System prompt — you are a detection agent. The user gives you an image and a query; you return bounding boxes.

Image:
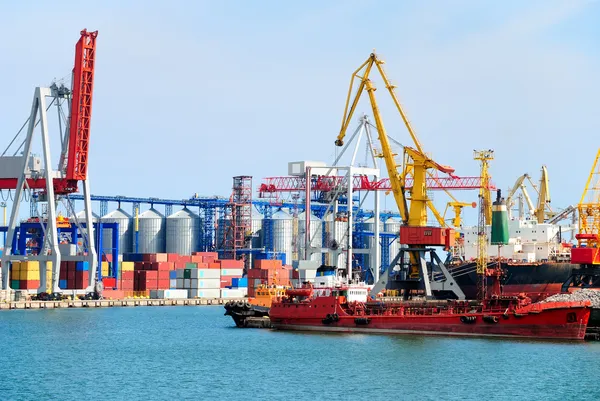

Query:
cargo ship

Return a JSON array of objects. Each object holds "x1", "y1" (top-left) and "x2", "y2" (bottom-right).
[
  {"x1": 269, "y1": 267, "x2": 591, "y2": 340},
  {"x1": 450, "y1": 218, "x2": 577, "y2": 301}
]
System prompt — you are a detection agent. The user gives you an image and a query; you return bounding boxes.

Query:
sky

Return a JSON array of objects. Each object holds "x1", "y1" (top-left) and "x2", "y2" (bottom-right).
[{"x1": 0, "y1": 0, "x2": 599, "y2": 224}]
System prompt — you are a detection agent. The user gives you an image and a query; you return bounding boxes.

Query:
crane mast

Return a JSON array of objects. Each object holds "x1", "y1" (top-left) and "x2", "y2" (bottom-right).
[{"x1": 473, "y1": 150, "x2": 494, "y2": 224}]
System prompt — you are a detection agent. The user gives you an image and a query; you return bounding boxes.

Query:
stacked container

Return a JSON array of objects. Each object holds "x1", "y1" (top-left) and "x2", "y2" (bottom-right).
[
  {"x1": 59, "y1": 261, "x2": 90, "y2": 289},
  {"x1": 247, "y1": 259, "x2": 291, "y2": 297}
]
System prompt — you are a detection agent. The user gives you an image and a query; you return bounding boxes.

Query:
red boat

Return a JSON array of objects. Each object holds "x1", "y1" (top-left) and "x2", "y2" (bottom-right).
[{"x1": 269, "y1": 285, "x2": 591, "y2": 341}]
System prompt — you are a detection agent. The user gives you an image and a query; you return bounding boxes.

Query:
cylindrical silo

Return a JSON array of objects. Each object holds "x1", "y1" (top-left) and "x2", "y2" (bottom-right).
[
  {"x1": 298, "y1": 211, "x2": 322, "y2": 262},
  {"x1": 100, "y1": 208, "x2": 133, "y2": 255},
  {"x1": 322, "y1": 212, "x2": 348, "y2": 268},
  {"x1": 137, "y1": 208, "x2": 166, "y2": 253},
  {"x1": 358, "y1": 217, "x2": 384, "y2": 273},
  {"x1": 272, "y1": 210, "x2": 293, "y2": 266},
  {"x1": 166, "y1": 208, "x2": 201, "y2": 255},
  {"x1": 70, "y1": 210, "x2": 99, "y2": 247},
  {"x1": 251, "y1": 208, "x2": 263, "y2": 249},
  {"x1": 384, "y1": 216, "x2": 402, "y2": 267}
]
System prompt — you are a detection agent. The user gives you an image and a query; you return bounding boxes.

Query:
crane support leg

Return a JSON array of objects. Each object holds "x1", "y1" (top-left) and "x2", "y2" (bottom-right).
[{"x1": 82, "y1": 178, "x2": 98, "y2": 292}]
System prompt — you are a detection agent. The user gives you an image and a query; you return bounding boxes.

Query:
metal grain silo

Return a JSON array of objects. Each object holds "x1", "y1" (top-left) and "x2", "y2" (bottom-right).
[
  {"x1": 251, "y1": 208, "x2": 263, "y2": 249},
  {"x1": 357, "y1": 217, "x2": 384, "y2": 273},
  {"x1": 70, "y1": 210, "x2": 99, "y2": 243},
  {"x1": 166, "y1": 208, "x2": 201, "y2": 255},
  {"x1": 101, "y1": 208, "x2": 133, "y2": 255},
  {"x1": 70, "y1": 210, "x2": 100, "y2": 223},
  {"x1": 298, "y1": 211, "x2": 322, "y2": 262},
  {"x1": 322, "y1": 213, "x2": 348, "y2": 268},
  {"x1": 384, "y1": 216, "x2": 402, "y2": 267},
  {"x1": 272, "y1": 210, "x2": 294, "y2": 266},
  {"x1": 137, "y1": 208, "x2": 166, "y2": 253}
]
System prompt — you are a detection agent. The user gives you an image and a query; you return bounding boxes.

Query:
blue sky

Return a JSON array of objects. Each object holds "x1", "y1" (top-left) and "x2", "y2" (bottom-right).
[{"x1": 0, "y1": 0, "x2": 599, "y2": 222}]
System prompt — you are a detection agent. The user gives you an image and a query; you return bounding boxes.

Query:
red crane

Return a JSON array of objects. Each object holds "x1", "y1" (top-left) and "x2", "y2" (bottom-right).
[
  {"x1": 0, "y1": 29, "x2": 97, "y2": 194},
  {"x1": 259, "y1": 174, "x2": 495, "y2": 197}
]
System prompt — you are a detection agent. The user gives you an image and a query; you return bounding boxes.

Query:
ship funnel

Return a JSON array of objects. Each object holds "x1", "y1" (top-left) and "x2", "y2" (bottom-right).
[{"x1": 491, "y1": 189, "x2": 509, "y2": 245}]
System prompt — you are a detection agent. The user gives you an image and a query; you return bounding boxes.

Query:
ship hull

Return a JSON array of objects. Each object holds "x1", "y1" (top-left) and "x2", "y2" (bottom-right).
[
  {"x1": 270, "y1": 298, "x2": 591, "y2": 340},
  {"x1": 451, "y1": 261, "x2": 575, "y2": 301},
  {"x1": 224, "y1": 301, "x2": 269, "y2": 328}
]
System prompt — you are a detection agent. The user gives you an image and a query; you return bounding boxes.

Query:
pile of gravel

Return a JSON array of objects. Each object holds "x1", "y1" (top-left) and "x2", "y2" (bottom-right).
[{"x1": 540, "y1": 289, "x2": 600, "y2": 308}]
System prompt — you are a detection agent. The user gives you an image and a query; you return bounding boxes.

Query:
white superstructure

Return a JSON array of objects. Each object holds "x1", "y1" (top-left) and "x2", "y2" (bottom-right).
[{"x1": 461, "y1": 219, "x2": 576, "y2": 263}]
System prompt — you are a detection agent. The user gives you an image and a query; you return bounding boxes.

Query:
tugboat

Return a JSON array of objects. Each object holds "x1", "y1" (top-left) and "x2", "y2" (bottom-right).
[
  {"x1": 269, "y1": 266, "x2": 591, "y2": 340},
  {"x1": 224, "y1": 283, "x2": 288, "y2": 328}
]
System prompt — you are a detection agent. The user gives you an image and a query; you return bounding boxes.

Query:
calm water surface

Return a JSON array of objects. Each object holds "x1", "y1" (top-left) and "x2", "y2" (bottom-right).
[{"x1": 1, "y1": 306, "x2": 599, "y2": 400}]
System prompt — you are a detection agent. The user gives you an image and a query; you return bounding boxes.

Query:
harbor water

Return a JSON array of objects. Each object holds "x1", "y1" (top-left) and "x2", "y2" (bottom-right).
[{"x1": 1, "y1": 307, "x2": 600, "y2": 400}]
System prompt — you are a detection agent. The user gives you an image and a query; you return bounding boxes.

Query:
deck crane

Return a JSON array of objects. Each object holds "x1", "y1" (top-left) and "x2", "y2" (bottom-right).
[
  {"x1": 534, "y1": 166, "x2": 554, "y2": 223},
  {"x1": 335, "y1": 53, "x2": 463, "y2": 299},
  {"x1": 0, "y1": 30, "x2": 99, "y2": 296},
  {"x1": 564, "y1": 149, "x2": 600, "y2": 290},
  {"x1": 506, "y1": 173, "x2": 536, "y2": 220}
]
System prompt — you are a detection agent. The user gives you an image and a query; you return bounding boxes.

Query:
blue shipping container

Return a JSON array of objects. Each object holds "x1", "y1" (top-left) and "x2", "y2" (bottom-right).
[
  {"x1": 169, "y1": 270, "x2": 177, "y2": 279},
  {"x1": 59, "y1": 279, "x2": 67, "y2": 288},
  {"x1": 75, "y1": 261, "x2": 89, "y2": 271},
  {"x1": 238, "y1": 277, "x2": 248, "y2": 287}
]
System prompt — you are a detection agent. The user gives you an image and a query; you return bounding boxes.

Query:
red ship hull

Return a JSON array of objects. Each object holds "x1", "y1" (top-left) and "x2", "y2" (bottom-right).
[{"x1": 270, "y1": 297, "x2": 591, "y2": 341}]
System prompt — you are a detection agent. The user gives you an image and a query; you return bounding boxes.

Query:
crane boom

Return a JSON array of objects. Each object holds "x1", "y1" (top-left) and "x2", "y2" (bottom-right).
[
  {"x1": 66, "y1": 29, "x2": 97, "y2": 182},
  {"x1": 536, "y1": 165, "x2": 551, "y2": 223}
]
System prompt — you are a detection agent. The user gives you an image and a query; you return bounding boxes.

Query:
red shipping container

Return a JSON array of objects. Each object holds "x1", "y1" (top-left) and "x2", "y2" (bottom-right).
[
  {"x1": 59, "y1": 268, "x2": 67, "y2": 280},
  {"x1": 208, "y1": 261, "x2": 221, "y2": 269},
  {"x1": 67, "y1": 261, "x2": 76, "y2": 271},
  {"x1": 220, "y1": 277, "x2": 234, "y2": 288},
  {"x1": 219, "y1": 259, "x2": 244, "y2": 269},
  {"x1": 190, "y1": 255, "x2": 203, "y2": 263},
  {"x1": 145, "y1": 280, "x2": 158, "y2": 289},
  {"x1": 157, "y1": 279, "x2": 170, "y2": 289},
  {"x1": 196, "y1": 262, "x2": 208, "y2": 269},
  {"x1": 175, "y1": 261, "x2": 187, "y2": 269},
  {"x1": 67, "y1": 270, "x2": 76, "y2": 281},
  {"x1": 167, "y1": 253, "x2": 180, "y2": 262},
  {"x1": 121, "y1": 280, "x2": 134, "y2": 290},
  {"x1": 102, "y1": 254, "x2": 113, "y2": 263},
  {"x1": 247, "y1": 269, "x2": 261, "y2": 279},
  {"x1": 122, "y1": 271, "x2": 134, "y2": 280},
  {"x1": 247, "y1": 286, "x2": 255, "y2": 297},
  {"x1": 103, "y1": 289, "x2": 124, "y2": 299},
  {"x1": 103, "y1": 277, "x2": 117, "y2": 288},
  {"x1": 145, "y1": 262, "x2": 157, "y2": 271},
  {"x1": 134, "y1": 262, "x2": 145, "y2": 271},
  {"x1": 142, "y1": 254, "x2": 152, "y2": 262},
  {"x1": 179, "y1": 255, "x2": 192, "y2": 263},
  {"x1": 158, "y1": 270, "x2": 170, "y2": 280},
  {"x1": 153, "y1": 262, "x2": 174, "y2": 271},
  {"x1": 146, "y1": 271, "x2": 158, "y2": 280}
]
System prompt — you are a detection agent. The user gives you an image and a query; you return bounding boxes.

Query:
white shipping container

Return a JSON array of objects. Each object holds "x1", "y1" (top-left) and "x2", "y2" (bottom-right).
[
  {"x1": 220, "y1": 288, "x2": 246, "y2": 298},
  {"x1": 197, "y1": 269, "x2": 220, "y2": 279},
  {"x1": 220, "y1": 269, "x2": 244, "y2": 277},
  {"x1": 176, "y1": 269, "x2": 185, "y2": 279},
  {"x1": 184, "y1": 278, "x2": 191, "y2": 289},
  {"x1": 149, "y1": 289, "x2": 189, "y2": 299},
  {"x1": 169, "y1": 279, "x2": 177, "y2": 289},
  {"x1": 189, "y1": 289, "x2": 221, "y2": 299},
  {"x1": 198, "y1": 279, "x2": 220, "y2": 289},
  {"x1": 176, "y1": 278, "x2": 184, "y2": 288}
]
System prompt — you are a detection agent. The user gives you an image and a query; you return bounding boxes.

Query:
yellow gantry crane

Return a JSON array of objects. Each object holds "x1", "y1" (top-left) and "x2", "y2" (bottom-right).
[{"x1": 335, "y1": 53, "x2": 462, "y2": 299}]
